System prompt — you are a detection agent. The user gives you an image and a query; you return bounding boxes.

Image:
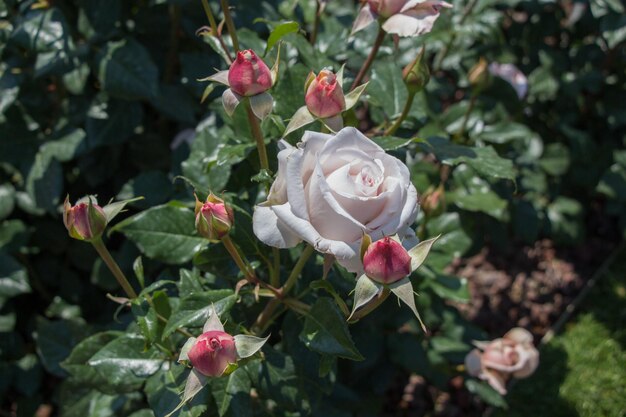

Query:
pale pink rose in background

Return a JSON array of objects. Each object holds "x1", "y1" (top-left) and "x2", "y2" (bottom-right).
[
  {"x1": 305, "y1": 69, "x2": 346, "y2": 119},
  {"x1": 465, "y1": 327, "x2": 540, "y2": 394},
  {"x1": 363, "y1": 236, "x2": 412, "y2": 283},
  {"x1": 352, "y1": 0, "x2": 453, "y2": 38},
  {"x1": 253, "y1": 127, "x2": 418, "y2": 272},
  {"x1": 488, "y1": 63, "x2": 528, "y2": 99},
  {"x1": 188, "y1": 330, "x2": 238, "y2": 377}
]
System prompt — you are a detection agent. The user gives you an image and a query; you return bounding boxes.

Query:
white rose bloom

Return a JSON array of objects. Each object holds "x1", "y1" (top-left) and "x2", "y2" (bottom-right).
[{"x1": 253, "y1": 127, "x2": 419, "y2": 272}]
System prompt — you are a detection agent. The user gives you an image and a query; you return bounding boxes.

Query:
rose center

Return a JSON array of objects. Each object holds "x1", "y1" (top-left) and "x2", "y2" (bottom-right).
[{"x1": 209, "y1": 338, "x2": 222, "y2": 350}]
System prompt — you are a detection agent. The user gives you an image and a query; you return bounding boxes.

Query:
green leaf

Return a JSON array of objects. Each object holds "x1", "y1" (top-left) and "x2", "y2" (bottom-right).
[
  {"x1": 265, "y1": 21, "x2": 299, "y2": 55},
  {"x1": 58, "y1": 383, "x2": 139, "y2": 417},
  {"x1": 0, "y1": 184, "x2": 15, "y2": 220},
  {"x1": 87, "y1": 334, "x2": 163, "y2": 386},
  {"x1": 372, "y1": 135, "x2": 416, "y2": 151},
  {"x1": 145, "y1": 364, "x2": 211, "y2": 417},
  {"x1": 61, "y1": 331, "x2": 138, "y2": 394},
  {"x1": 465, "y1": 379, "x2": 508, "y2": 408},
  {"x1": 133, "y1": 290, "x2": 171, "y2": 344},
  {"x1": 421, "y1": 137, "x2": 516, "y2": 181},
  {"x1": 425, "y1": 274, "x2": 470, "y2": 303},
  {"x1": 539, "y1": 143, "x2": 570, "y2": 176},
  {"x1": 0, "y1": 252, "x2": 30, "y2": 300},
  {"x1": 96, "y1": 38, "x2": 159, "y2": 100},
  {"x1": 86, "y1": 94, "x2": 143, "y2": 148},
  {"x1": 210, "y1": 367, "x2": 252, "y2": 417},
  {"x1": 35, "y1": 317, "x2": 89, "y2": 377},
  {"x1": 300, "y1": 297, "x2": 364, "y2": 361},
  {"x1": 112, "y1": 205, "x2": 207, "y2": 265},
  {"x1": 163, "y1": 290, "x2": 236, "y2": 338},
  {"x1": 369, "y1": 61, "x2": 408, "y2": 123}
]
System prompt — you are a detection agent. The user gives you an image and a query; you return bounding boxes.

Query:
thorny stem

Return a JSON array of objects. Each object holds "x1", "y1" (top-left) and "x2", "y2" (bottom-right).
[
  {"x1": 253, "y1": 244, "x2": 316, "y2": 334},
  {"x1": 201, "y1": 0, "x2": 233, "y2": 63},
  {"x1": 350, "y1": 26, "x2": 386, "y2": 91},
  {"x1": 282, "y1": 244, "x2": 316, "y2": 296},
  {"x1": 384, "y1": 91, "x2": 416, "y2": 136},
  {"x1": 245, "y1": 99, "x2": 270, "y2": 172},
  {"x1": 92, "y1": 238, "x2": 138, "y2": 299},
  {"x1": 309, "y1": 0, "x2": 322, "y2": 45},
  {"x1": 220, "y1": 0, "x2": 240, "y2": 52},
  {"x1": 222, "y1": 235, "x2": 282, "y2": 297},
  {"x1": 271, "y1": 247, "x2": 281, "y2": 287}
]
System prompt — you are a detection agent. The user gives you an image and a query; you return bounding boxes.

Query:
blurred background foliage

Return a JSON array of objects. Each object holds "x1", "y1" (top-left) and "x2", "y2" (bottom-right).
[{"x1": 0, "y1": 0, "x2": 624, "y2": 416}]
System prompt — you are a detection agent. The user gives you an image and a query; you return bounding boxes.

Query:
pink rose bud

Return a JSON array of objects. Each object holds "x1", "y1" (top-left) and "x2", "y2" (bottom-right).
[
  {"x1": 468, "y1": 57, "x2": 491, "y2": 89},
  {"x1": 368, "y1": 0, "x2": 407, "y2": 18},
  {"x1": 421, "y1": 184, "x2": 445, "y2": 218},
  {"x1": 63, "y1": 196, "x2": 107, "y2": 242},
  {"x1": 227, "y1": 50, "x2": 272, "y2": 97},
  {"x1": 195, "y1": 193, "x2": 234, "y2": 241},
  {"x1": 304, "y1": 69, "x2": 346, "y2": 119},
  {"x1": 188, "y1": 330, "x2": 238, "y2": 377},
  {"x1": 363, "y1": 237, "x2": 412, "y2": 284}
]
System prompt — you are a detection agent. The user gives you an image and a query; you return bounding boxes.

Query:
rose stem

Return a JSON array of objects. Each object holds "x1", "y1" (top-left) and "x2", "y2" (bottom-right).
[
  {"x1": 309, "y1": 0, "x2": 322, "y2": 45},
  {"x1": 91, "y1": 238, "x2": 138, "y2": 299},
  {"x1": 384, "y1": 91, "x2": 416, "y2": 136},
  {"x1": 220, "y1": 0, "x2": 240, "y2": 52},
  {"x1": 282, "y1": 244, "x2": 315, "y2": 295},
  {"x1": 245, "y1": 99, "x2": 270, "y2": 172},
  {"x1": 252, "y1": 244, "x2": 315, "y2": 334},
  {"x1": 350, "y1": 26, "x2": 386, "y2": 91},
  {"x1": 348, "y1": 287, "x2": 391, "y2": 322},
  {"x1": 201, "y1": 0, "x2": 232, "y2": 63},
  {"x1": 222, "y1": 235, "x2": 281, "y2": 297},
  {"x1": 271, "y1": 247, "x2": 280, "y2": 287},
  {"x1": 93, "y1": 239, "x2": 194, "y2": 338}
]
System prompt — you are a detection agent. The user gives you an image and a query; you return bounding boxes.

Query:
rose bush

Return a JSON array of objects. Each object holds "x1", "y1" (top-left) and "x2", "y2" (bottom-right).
[{"x1": 253, "y1": 127, "x2": 418, "y2": 271}]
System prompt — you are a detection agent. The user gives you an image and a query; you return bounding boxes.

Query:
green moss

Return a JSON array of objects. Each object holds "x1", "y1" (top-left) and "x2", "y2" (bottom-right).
[{"x1": 495, "y1": 252, "x2": 626, "y2": 417}]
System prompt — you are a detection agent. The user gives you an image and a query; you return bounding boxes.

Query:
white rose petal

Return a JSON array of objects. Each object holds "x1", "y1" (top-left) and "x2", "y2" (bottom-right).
[{"x1": 253, "y1": 127, "x2": 419, "y2": 272}]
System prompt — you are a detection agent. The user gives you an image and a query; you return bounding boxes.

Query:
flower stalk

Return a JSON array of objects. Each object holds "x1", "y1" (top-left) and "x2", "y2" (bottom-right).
[
  {"x1": 91, "y1": 237, "x2": 138, "y2": 299},
  {"x1": 200, "y1": 0, "x2": 232, "y2": 63},
  {"x1": 245, "y1": 99, "x2": 270, "y2": 171},
  {"x1": 220, "y1": 0, "x2": 240, "y2": 52},
  {"x1": 384, "y1": 91, "x2": 415, "y2": 136},
  {"x1": 350, "y1": 26, "x2": 385, "y2": 91}
]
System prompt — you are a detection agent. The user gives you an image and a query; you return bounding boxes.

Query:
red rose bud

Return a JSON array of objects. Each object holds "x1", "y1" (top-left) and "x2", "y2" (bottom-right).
[
  {"x1": 305, "y1": 69, "x2": 346, "y2": 119},
  {"x1": 188, "y1": 330, "x2": 237, "y2": 377},
  {"x1": 363, "y1": 237, "x2": 412, "y2": 284},
  {"x1": 228, "y1": 50, "x2": 272, "y2": 97},
  {"x1": 63, "y1": 196, "x2": 107, "y2": 241},
  {"x1": 368, "y1": 0, "x2": 406, "y2": 17},
  {"x1": 402, "y1": 46, "x2": 430, "y2": 94},
  {"x1": 195, "y1": 193, "x2": 234, "y2": 241}
]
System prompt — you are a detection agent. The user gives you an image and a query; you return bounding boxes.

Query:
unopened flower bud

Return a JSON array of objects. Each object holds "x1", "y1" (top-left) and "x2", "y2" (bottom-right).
[
  {"x1": 63, "y1": 196, "x2": 107, "y2": 242},
  {"x1": 188, "y1": 330, "x2": 237, "y2": 377},
  {"x1": 468, "y1": 57, "x2": 490, "y2": 90},
  {"x1": 421, "y1": 184, "x2": 445, "y2": 218},
  {"x1": 363, "y1": 237, "x2": 412, "y2": 284},
  {"x1": 195, "y1": 193, "x2": 234, "y2": 241},
  {"x1": 305, "y1": 69, "x2": 346, "y2": 119},
  {"x1": 228, "y1": 50, "x2": 272, "y2": 97},
  {"x1": 402, "y1": 47, "x2": 430, "y2": 94},
  {"x1": 368, "y1": 0, "x2": 406, "y2": 18}
]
